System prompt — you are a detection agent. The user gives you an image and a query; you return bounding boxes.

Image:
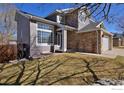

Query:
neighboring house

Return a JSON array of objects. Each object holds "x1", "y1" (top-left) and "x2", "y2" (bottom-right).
[
  {"x1": 113, "y1": 33, "x2": 124, "y2": 46},
  {"x1": 15, "y1": 7, "x2": 113, "y2": 58}
]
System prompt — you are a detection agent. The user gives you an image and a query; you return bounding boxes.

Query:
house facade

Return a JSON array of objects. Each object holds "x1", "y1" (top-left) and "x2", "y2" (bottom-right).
[
  {"x1": 113, "y1": 33, "x2": 124, "y2": 46},
  {"x1": 15, "y1": 7, "x2": 113, "y2": 58}
]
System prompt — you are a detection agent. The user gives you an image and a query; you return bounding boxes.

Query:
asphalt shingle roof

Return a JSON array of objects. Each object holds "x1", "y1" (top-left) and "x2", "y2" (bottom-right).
[{"x1": 79, "y1": 20, "x2": 100, "y2": 32}]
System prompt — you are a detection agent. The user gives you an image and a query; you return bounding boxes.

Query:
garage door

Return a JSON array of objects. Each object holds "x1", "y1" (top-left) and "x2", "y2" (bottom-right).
[{"x1": 102, "y1": 37, "x2": 109, "y2": 51}]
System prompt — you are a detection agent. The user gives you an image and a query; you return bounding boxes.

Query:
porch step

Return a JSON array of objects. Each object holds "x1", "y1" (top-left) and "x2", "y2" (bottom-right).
[{"x1": 55, "y1": 50, "x2": 63, "y2": 53}]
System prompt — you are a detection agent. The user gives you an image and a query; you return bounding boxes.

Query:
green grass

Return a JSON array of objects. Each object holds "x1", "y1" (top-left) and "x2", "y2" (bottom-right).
[{"x1": 0, "y1": 53, "x2": 124, "y2": 85}]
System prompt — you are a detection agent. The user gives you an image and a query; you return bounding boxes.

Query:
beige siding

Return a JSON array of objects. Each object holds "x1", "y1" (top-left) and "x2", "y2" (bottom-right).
[
  {"x1": 30, "y1": 21, "x2": 54, "y2": 57},
  {"x1": 16, "y1": 13, "x2": 30, "y2": 45}
]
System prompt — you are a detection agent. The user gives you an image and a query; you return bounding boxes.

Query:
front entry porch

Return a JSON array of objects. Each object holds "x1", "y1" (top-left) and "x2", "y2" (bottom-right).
[{"x1": 54, "y1": 29, "x2": 67, "y2": 52}]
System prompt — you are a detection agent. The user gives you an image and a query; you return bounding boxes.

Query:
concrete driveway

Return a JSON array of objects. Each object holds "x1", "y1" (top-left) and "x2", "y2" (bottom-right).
[
  {"x1": 102, "y1": 48, "x2": 124, "y2": 58},
  {"x1": 80, "y1": 48, "x2": 124, "y2": 58}
]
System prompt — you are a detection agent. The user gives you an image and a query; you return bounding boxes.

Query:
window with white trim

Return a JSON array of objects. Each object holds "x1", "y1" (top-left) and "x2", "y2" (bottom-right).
[
  {"x1": 37, "y1": 23, "x2": 53, "y2": 45},
  {"x1": 38, "y1": 23, "x2": 53, "y2": 30}
]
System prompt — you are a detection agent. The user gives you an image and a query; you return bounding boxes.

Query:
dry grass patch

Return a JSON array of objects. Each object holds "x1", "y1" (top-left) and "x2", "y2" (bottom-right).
[{"x1": 0, "y1": 53, "x2": 124, "y2": 85}]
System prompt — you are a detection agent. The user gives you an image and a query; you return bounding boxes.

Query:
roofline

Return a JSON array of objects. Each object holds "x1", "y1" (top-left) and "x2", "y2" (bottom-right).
[
  {"x1": 101, "y1": 28, "x2": 113, "y2": 36},
  {"x1": 30, "y1": 15, "x2": 77, "y2": 30},
  {"x1": 45, "y1": 7, "x2": 78, "y2": 18},
  {"x1": 76, "y1": 28, "x2": 99, "y2": 33},
  {"x1": 96, "y1": 21, "x2": 104, "y2": 28},
  {"x1": 77, "y1": 28, "x2": 113, "y2": 36},
  {"x1": 17, "y1": 10, "x2": 77, "y2": 30},
  {"x1": 45, "y1": 10, "x2": 58, "y2": 18}
]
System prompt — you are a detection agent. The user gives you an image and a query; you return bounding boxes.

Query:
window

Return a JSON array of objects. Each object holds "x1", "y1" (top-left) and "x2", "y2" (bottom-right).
[
  {"x1": 37, "y1": 30, "x2": 53, "y2": 45},
  {"x1": 79, "y1": 11, "x2": 86, "y2": 23},
  {"x1": 38, "y1": 23, "x2": 53, "y2": 30},
  {"x1": 37, "y1": 23, "x2": 53, "y2": 45},
  {"x1": 56, "y1": 14, "x2": 65, "y2": 24},
  {"x1": 42, "y1": 31, "x2": 52, "y2": 43},
  {"x1": 37, "y1": 31, "x2": 42, "y2": 43}
]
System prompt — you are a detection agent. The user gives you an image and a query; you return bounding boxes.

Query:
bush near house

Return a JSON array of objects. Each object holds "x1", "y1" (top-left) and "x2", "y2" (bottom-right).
[{"x1": 0, "y1": 45, "x2": 17, "y2": 63}]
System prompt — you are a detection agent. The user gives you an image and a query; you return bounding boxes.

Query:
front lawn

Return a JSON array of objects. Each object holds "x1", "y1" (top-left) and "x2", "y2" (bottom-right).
[
  {"x1": 114, "y1": 46, "x2": 124, "y2": 49},
  {"x1": 0, "y1": 53, "x2": 124, "y2": 85}
]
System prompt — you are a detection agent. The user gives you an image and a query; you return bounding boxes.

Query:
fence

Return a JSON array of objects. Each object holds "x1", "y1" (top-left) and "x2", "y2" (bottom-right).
[{"x1": 0, "y1": 44, "x2": 17, "y2": 63}]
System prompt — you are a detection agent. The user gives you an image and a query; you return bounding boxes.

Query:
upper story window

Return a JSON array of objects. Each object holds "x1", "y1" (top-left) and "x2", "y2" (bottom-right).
[
  {"x1": 57, "y1": 15, "x2": 64, "y2": 24},
  {"x1": 38, "y1": 23, "x2": 53, "y2": 30},
  {"x1": 79, "y1": 11, "x2": 86, "y2": 23},
  {"x1": 57, "y1": 15, "x2": 62, "y2": 23}
]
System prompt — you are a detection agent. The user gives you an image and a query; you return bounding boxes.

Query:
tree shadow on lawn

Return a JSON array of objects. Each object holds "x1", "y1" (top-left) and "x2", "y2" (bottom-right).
[
  {"x1": 0, "y1": 58, "x2": 70, "y2": 85},
  {"x1": 47, "y1": 56, "x2": 124, "y2": 85},
  {"x1": 47, "y1": 57, "x2": 100, "y2": 85},
  {"x1": 0, "y1": 55, "x2": 123, "y2": 85}
]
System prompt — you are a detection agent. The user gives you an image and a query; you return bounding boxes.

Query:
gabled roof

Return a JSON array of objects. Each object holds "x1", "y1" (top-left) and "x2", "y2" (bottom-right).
[
  {"x1": 78, "y1": 20, "x2": 113, "y2": 35},
  {"x1": 45, "y1": 8, "x2": 78, "y2": 18},
  {"x1": 16, "y1": 10, "x2": 77, "y2": 31},
  {"x1": 16, "y1": 9, "x2": 112, "y2": 35},
  {"x1": 56, "y1": 8, "x2": 77, "y2": 14},
  {"x1": 78, "y1": 20, "x2": 101, "y2": 32}
]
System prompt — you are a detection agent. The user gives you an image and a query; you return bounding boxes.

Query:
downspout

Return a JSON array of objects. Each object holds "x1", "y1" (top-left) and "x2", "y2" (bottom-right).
[{"x1": 96, "y1": 30, "x2": 99, "y2": 54}]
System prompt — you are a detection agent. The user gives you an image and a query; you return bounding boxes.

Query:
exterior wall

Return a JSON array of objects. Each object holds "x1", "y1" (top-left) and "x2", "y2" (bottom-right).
[
  {"x1": 121, "y1": 37, "x2": 124, "y2": 46},
  {"x1": 113, "y1": 37, "x2": 124, "y2": 47},
  {"x1": 65, "y1": 10, "x2": 78, "y2": 28},
  {"x1": 16, "y1": 12, "x2": 30, "y2": 58},
  {"x1": 78, "y1": 9, "x2": 90, "y2": 30},
  {"x1": 46, "y1": 8, "x2": 90, "y2": 29},
  {"x1": 98, "y1": 30, "x2": 102, "y2": 54},
  {"x1": 113, "y1": 38, "x2": 121, "y2": 46},
  {"x1": 30, "y1": 21, "x2": 54, "y2": 57},
  {"x1": 67, "y1": 30, "x2": 101, "y2": 53},
  {"x1": 109, "y1": 35, "x2": 113, "y2": 50},
  {"x1": 16, "y1": 13, "x2": 30, "y2": 45}
]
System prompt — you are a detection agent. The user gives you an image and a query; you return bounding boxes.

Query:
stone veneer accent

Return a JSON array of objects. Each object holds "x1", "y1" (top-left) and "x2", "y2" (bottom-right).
[{"x1": 67, "y1": 30, "x2": 102, "y2": 53}]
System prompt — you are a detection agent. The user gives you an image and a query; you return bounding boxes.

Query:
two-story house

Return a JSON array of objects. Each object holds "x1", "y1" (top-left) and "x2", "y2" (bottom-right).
[{"x1": 15, "y1": 7, "x2": 113, "y2": 58}]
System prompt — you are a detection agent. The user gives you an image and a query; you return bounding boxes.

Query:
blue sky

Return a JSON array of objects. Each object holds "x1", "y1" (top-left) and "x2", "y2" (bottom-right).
[{"x1": 16, "y1": 3, "x2": 124, "y2": 33}]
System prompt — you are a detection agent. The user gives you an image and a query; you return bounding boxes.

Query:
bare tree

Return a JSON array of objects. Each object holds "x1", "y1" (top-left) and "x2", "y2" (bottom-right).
[
  {"x1": 0, "y1": 4, "x2": 17, "y2": 62},
  {"x1": 116, "y1": 16, "x2": 124, "y2": 35},
  {"x1": 0, "y1": 4, "x2": 16, "y2": 43},
  {"x1": 73, "y1": 3, "x2": 113, "y2": 22}
]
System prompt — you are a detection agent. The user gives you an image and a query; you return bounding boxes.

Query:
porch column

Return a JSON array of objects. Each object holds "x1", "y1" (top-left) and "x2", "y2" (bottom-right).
[{"x1": 62, "y1": 29, "x2": 67, "y2": 52}]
